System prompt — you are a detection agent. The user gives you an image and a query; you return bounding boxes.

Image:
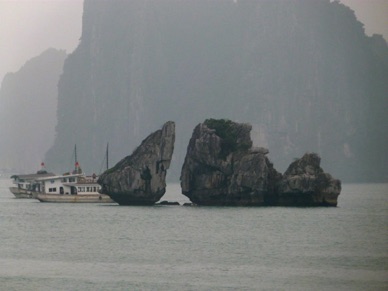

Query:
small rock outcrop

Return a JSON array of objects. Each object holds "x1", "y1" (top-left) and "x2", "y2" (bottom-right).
[
  {"x1": 277, "y1": 153, "x2": 341, "y2": 206},
  {"x1": 98, "y1": 121, "x2": 175, "y2": 205},
  {"x1": 180, "y1": 119, "x2": 282, "y2": 206},
  {"x1": 157, "y1": 201, "x2": 180, "y2": 206}
]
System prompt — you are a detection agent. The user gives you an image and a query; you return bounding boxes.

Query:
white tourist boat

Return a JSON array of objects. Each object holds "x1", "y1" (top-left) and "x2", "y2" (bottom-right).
[
  {"x1": 35, "y1": 144, "x2": 113, "y2": 203},
  {"x1": 35, "y1": 170, "x2": 113, "y2": 203},
  {"x1": 9, "y1": 145, "x2": 113, "y2": 203},
  {"x1": 9, "y1": 164, "x2": 55, "y2": 198}
]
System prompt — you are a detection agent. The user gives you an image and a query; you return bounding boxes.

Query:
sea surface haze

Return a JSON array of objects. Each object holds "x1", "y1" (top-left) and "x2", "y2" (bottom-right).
[{"x1": 0, "y1": 179, "x2": 387, "y2": 290}]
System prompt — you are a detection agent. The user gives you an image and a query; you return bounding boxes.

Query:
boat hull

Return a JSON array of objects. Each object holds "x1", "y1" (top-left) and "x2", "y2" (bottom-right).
[
  {"x1": 9, "y1": 187, "x2": 37, "y2": 199},
  {"x1": 36, "y1": 193, "x2": 114, "y2": 203}
]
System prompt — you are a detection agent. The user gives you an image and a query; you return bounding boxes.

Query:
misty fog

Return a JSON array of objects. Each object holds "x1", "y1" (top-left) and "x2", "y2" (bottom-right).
[{"x1": 0, "y1": 0, "x2": 387, "y2": 182}]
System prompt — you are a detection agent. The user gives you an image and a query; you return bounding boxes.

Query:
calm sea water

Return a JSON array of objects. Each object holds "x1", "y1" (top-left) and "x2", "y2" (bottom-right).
[{"x1": 0, "y1": 178, "x2": 386, "y2": 291}]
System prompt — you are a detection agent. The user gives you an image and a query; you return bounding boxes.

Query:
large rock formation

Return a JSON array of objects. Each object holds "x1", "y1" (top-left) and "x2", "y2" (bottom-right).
[
  {"x1": 98, "y1": 121, "x2": 175, "y2": 205},
  {"x1": 181, "y1": 119, "x2": 341, "y2": 206},
  {"x1": 180, "y1": 119, "x2": 282, "y2": 206},
  {"x1": 277, "y1": 153, "x2": 341, "y2": 206},
  {"x1": 45, "y1": 0, "x2": 388, "y2": 183}
]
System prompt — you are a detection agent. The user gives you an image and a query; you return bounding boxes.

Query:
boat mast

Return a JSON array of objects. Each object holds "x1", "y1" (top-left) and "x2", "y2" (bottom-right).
[
  {"x1": 75, "y1": 144, "x2": 77, "y2": 169},
  {"x1": 74, "y1": 144, "x2": 80, "y2": 173},
  {"x1": 106, "y1": 143, "x2": 109, "y2": 170}
]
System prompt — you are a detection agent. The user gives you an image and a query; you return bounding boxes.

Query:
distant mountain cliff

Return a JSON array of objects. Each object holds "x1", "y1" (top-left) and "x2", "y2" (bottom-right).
[
  {"x1": 0, "y1": 48, "x2": 67, "y2": 173},
  {"x1": 45, "y1": 0, "x2": 388, "y2": 182}
]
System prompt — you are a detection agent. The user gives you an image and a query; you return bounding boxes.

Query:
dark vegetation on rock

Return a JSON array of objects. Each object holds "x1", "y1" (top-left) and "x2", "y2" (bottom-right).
[
  {"x1": 204, "y1": 119, "x2": 252, "y2": 159},
  {"x1": 181, "y1": 119, "x2": 341, "y2": 207}
]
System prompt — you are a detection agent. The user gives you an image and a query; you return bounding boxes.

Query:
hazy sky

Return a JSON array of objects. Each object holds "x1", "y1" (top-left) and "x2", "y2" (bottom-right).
[
  {"x1": 0, "y1": 0, "x2": 83, "y2": 83},
  {"x1": 0, "y1": 0, "x2": 387, "y2": 84}
]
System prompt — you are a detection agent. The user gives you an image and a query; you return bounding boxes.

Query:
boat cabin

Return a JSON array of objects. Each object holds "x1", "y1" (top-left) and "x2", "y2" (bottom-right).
[
  {"x1": 11, "y1": 171, "x2": 55, "y2": 192},
  {"x1": 37, "y1": 173, "x2": 101, "y2": 195}
]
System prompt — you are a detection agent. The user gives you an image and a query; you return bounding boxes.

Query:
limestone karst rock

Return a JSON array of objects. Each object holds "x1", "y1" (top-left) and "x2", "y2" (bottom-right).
[
  {"x1": 180, "y1": 119, "x2": 282, "y2": 206},
  {"x1": 181, "y1": 119, "x2": 341, "y2": 206},
  {"x1": 45, "y1": 1, "x2": 388, "y2": 183},
  {"x1": 277, "y1": 153, "x2": 341, "y2": 206},
  {"x1": 98, "y1": 121, "x2": 175, "y2": 205}
]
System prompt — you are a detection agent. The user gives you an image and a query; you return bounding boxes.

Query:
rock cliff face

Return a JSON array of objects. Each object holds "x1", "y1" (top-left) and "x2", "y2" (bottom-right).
[
  {"x1": 45, "y1": 0, "x2": 388, "y2": 182},
  {"x1": 277, "y1": 153, "x2": 341, "y2": 206},
  {"x1": 98, "y1": 121, "x2": 175, "y2": 205},
  {"x1": 0, "y1": 48, "x2": 67, "y2": 173},
  {"x1": 181, "y1": 119, "x2": 282, "y2": 206},
  {"x1": 181, "y1": 119, "x2": 340, "y2": 206}
]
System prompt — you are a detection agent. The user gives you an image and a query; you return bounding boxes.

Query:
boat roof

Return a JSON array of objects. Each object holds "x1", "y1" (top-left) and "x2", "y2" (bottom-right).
[
  {"x1": 11, "y1": 172, "x2": 56, "y2": 180},
  {"x1": 36, "y1": 173, "x2": 84, "y2": 181}
]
